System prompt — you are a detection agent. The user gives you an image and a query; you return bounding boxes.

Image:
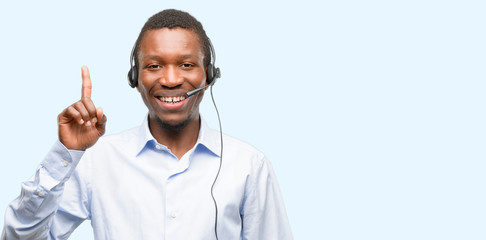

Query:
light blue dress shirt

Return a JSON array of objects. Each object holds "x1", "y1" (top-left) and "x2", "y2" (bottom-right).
[{"x1": 2, "y1": 116, "x2": 292, "y2": 239}]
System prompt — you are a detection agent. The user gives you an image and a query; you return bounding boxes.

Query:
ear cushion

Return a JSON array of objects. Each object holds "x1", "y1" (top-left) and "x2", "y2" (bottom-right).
[
  {"x1": 128, "y1": 65, "x2": 138, "y2": 88},
  {"x1": 207, "y1": 63, "x2": 215, "y2": 85},
  {"x1": 206, "y1": 64, "x2": 221, "y2": 86}
]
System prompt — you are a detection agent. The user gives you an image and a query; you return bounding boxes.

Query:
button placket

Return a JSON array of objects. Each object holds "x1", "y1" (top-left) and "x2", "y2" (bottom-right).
[{"x1": 165, "y1": 178, "x2": 180, "y2": 222}]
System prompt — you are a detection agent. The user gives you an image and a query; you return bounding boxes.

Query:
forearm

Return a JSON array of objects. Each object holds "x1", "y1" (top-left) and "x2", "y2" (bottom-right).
[{"x1": 2, "y1": 141, "x2": 84, "y2": 239}]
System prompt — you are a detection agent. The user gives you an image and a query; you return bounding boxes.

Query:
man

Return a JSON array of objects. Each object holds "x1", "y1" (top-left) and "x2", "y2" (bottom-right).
[{"x1": 2, "y1": 9, "x2": 292, "y2": 239}]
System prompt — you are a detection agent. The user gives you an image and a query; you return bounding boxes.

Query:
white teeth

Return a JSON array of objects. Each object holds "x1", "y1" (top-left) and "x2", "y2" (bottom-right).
[{"x1": 159, "y1": 96, "x2": 186, "y2": 104}]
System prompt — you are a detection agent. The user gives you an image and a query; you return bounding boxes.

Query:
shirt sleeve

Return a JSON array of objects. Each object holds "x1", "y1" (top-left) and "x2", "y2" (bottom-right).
[
  {"x1": 241, "y1": 157, "x2": 293, "y2": 240},
  {"x1": 2, "y1": 140, "x2": 86, "y2": 240}
]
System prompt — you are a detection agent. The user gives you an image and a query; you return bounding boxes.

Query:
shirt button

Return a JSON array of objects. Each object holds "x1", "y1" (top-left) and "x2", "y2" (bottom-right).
[
  {"x1": 171, "y1": 212, "x2": 177, "y2": 218},
  {"x1": 62, "y1": 160, "x2": 69, "y2": 167},
  {"x1": 155, "y1": 145, "x2": 161, "y2": 150},
  {"x1": 37, "y1": 192, "x2": 44, "y2": 197}
]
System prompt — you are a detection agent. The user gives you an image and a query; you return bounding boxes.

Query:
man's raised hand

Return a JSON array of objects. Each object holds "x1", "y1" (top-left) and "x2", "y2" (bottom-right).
[{"x1": 58, "y1": 66, "x2": 107, "y2": 150}]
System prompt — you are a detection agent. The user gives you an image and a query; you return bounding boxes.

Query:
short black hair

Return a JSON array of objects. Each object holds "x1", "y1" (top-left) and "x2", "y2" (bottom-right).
[{"x1": 131, "y1": 9, "x2": 211, "y2": 68}]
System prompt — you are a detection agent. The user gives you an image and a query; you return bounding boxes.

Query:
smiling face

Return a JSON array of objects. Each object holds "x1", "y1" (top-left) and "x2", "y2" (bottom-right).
[{"x1": 136, "y1": 28, "x2": 206, "y2": 131}]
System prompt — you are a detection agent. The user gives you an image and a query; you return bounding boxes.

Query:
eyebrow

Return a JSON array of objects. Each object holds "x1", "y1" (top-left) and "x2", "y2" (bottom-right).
[
  {"x1": 143, "y1": 54, "x2": 196, "y2": 60},
  {"x1": 179, "y1": 54, "x2": 195, "y2": 59}
]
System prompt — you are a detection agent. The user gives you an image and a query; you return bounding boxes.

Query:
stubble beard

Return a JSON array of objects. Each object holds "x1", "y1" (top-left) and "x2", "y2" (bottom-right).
[{"x1": 154, "y1": 114, "x2": 193, "y2": 132}]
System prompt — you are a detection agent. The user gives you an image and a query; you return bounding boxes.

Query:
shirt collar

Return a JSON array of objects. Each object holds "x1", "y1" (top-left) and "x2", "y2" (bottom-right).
[
  {"x1": 134, "y1": 115, "x2": 155, "y2": 156},
  {"x1": 135, "y1": 115, "x2": 222, "y2": 157},
  {"x1": 196, "y1": 117, "x2": 222, "y2": 157}
]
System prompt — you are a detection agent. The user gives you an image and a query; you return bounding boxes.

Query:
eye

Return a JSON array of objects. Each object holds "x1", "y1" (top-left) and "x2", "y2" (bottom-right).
[
  {"x1": 181, "y1": 63, "x2": 194, "y2": 69},
  {"x1": 147, "y1": 64, "x2": 161, "y2": 70}
]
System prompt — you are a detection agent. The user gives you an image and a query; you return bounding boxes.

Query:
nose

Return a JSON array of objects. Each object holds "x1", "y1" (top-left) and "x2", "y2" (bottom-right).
[{"x1": 159, "y1": 65, "x2": 183, "y2": 88}]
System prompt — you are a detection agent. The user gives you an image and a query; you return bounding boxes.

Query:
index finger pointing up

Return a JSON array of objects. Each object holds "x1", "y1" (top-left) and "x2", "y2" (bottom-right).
[{"x1": 81, "y1": 66, "x2": 92, "y2": 98}]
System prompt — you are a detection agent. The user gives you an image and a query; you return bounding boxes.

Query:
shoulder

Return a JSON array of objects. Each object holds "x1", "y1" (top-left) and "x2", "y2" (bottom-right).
[
  {"x1": 220, "y1": 133, "x2": 268, "y2": 167},
  {"x1": 86, "y1": 126, "x2": 142, "y2": 155},
  {"x1": 222, "y1": 134, "x2": 263, "y2": 155},
  {"x1": 99, "y1": 126, "x2": 140, "y2": 143}
]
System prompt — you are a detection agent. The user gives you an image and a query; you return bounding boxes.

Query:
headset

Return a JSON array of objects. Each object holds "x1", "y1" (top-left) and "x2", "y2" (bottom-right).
[
  {"x1": 127, "y1": 35, "x2": 224, "y2": 240},
  {"x1": 127, "y1": 37, "x2": 221, "y2": 89}
]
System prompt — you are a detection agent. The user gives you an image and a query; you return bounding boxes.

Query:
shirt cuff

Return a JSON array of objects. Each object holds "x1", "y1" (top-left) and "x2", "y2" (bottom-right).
[{"x1": 38, "y1": 140, "x2": 84, "y2": 190}]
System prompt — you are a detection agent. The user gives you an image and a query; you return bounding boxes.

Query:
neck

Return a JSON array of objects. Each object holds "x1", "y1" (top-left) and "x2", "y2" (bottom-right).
[{"x1": 149, "y1": 115, "x2": 200, "y2": 160}]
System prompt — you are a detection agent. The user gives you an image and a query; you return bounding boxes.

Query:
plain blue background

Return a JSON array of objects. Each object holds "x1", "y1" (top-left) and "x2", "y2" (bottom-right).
[{"x1": 1, "y1": 0, "x2": 485, "y2": 239}]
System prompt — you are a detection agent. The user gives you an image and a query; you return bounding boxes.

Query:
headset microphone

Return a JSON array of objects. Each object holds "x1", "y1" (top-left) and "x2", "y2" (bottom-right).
[
  {"x1": 186, "y1": 67, "x2": 220, "y2": 98},
  {"x1": 186, "y1": 85, "x2": 208, "y2": 98}
]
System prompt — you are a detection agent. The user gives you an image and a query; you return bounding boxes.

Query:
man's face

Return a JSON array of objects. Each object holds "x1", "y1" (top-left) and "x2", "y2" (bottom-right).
[{"x1": 136, "y1": 28, "x2": 206, "y2": 130}]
